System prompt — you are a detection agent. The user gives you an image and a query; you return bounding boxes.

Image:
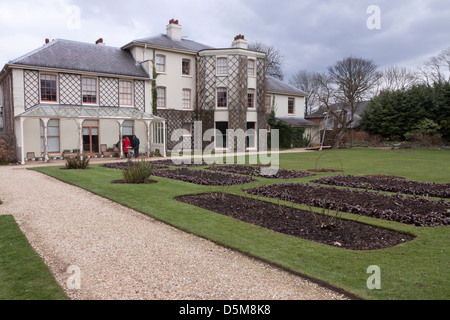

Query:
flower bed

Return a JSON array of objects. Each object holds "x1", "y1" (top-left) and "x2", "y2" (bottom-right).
[
  {"x1": 206, "y1": 165, "x2": 314, "y2": 179},
  {"x1": 153, "y1": 168, "x2": 257, "y2": 186},
  {"x1": 312, "y1": 175, "x2": 450, "y2": 199},
  {"x1": 175, "y1": 193, "x2": 415, "y2": 250},
  {"x1": 246, "y1": 183, "x2": 450, "y2": 227}
]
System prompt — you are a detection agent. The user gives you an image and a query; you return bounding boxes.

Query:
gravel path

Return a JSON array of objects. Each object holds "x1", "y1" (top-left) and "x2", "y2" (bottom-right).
[{"x1": 0, "y1": 163, "x2": 349, "y2": 300}]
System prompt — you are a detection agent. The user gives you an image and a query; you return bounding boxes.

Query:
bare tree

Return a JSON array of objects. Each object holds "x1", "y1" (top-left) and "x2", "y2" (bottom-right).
[
  {"x1": 418, "y1": 47, "x2": 450, "y2": 85},
  {"x1": 248, "y1": 41, "x2": 284, "y2": 80},
  {"x1": 380, "y1": 66, "x2": 418, "y2": 91},
  {"x1": 289, "y1": 70, "x2": 321, "y2": 115},
  {"x1": 317, "y1": 56, "x2": 382, "y2": 149}
]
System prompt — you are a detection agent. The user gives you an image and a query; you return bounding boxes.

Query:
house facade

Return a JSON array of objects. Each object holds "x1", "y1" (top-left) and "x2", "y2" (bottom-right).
[{"x1": 0, "y1": 19, "x2": 310, "y2": 163}]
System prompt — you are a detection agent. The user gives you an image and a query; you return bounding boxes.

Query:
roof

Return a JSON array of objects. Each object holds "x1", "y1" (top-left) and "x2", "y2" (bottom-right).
[
  {"x1": 266, "y1": 76, "x2": 306, "y2": 97},
  {"x1": 276, "y1": 117, "x2": 318, "y2": 127},
  {"x1": 17, "y1": 104, "x2": 164, "y2": 121},
  {"x1": 9, "y1": 39, "x2": 149, "y2": 78},
  {"x1": 126, "y1": 34, "x2": 214, "y2": 53}
]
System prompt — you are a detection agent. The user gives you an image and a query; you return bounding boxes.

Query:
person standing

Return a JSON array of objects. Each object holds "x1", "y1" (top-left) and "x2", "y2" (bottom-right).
[
  {"x1": 123, "y1": 136, "x2": 131, "y2": 158},
  {"x1": 132, "y1": 135, "x2": 140, "y2": 158}
]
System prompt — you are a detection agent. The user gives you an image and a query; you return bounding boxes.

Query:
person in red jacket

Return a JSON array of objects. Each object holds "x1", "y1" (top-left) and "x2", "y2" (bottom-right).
[{"x1": 123, "y1": 136, "x2": 131, "y2": 158}]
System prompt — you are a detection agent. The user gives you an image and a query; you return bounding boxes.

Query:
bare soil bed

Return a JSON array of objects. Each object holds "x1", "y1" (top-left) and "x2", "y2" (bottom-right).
[
  {"x1": 153, "y1": 168, "x2": 257, "y2": 186},
  {"x1": 175, "y1": 193, "x2": 415, "y2": 250},
  {"x1": 312, "y1": 175, "x2": 450, "y2": 199},
  {"x1": 102, "y1": 161, "x2": 170, "y2": 170},
  {"x1": 246, "y1": 183, "x2": 450, "y2": 227},
  {"x1": 206, "y1": 165, "x2": 314, "y2": 179}
]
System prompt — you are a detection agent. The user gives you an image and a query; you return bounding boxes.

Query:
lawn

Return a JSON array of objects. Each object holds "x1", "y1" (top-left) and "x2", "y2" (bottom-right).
[
  {"x1": 0, "y1": 215, "x2": 68, "y2": 300},
  {"x1": 32, "y1": 148, "x2": 450, "y2": 300}
]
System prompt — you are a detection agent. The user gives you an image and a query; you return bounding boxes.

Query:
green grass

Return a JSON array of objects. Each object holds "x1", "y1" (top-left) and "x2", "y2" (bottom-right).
[
  {"x1": 32, "y1": 148, "x2": 450, "y2": 300},
  {"x1": 0, "y1": 215, "x2": 68, "y2": 300}
]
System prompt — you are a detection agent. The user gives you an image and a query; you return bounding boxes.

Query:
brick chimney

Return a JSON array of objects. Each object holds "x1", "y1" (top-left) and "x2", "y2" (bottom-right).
[
  {"x1": 45, "y1": 38, "x2": 50, "y2": 44},
  {"x1": 166, "y1": 19, "x2": 182, "y2": 41},
  {"x1": 232, "y1": 34, "x2": 248, "y2": 49},
  {"x1": 95, "y1": 38, "x2": 104, "y2": 45}
]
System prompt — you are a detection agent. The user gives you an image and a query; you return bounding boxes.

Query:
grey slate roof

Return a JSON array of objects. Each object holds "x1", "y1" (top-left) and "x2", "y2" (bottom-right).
[
  {"x1": 9, "y1": 39, "x2": 149, "y2": 78},
  {"x1": 128, "y1": 34, "x2": 214, "y2": 52},
  {"x1": 276, "y1": 117, "x2": 318, "y2": 127},
  {"x1": 267, "y1": 76, "x2": 306, "y2": 97}
]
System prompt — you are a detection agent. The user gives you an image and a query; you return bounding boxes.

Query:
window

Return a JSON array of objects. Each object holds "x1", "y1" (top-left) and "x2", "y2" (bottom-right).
[
  {"x1": 246, "y1": 122, "x2": 256, "y2": 149},
  {"x1": 82, "y1": 78, "x2": 97, "y2": 104},
  {"x1": 153, "y1": 122, "x2": 165, "y2": 144},
  {"x1": 157, "y1": 87, "x2": 166, "y2": 108},
  {"x1": 40, "y1": 119, "x2": 60, "y2": 153},
  {"x1": 265, "y1": 95, "x2": 272, "y2": 112},
  {"x1": 182, "y1": 59, "x2": 191, "y2": 76},
  {"x1": 123, "y1": 120, "x2": 134, "y2": 136},
  {"x1": 156, "y1": 55, "x2": 166, "y2": 73},
  {"x1": 182, "y1": 123, "x2": 192, "y2": 136},
  {"x1": 215, "y1": 122, "x2": 228, "y2": 149},
  {"x1": 248, "y1": 59, "x2": 255, "y2": 76},
  {"x1": 182, "y1": 89, "x2": 191, "y2": 109},
  {"x1": 217, "y1": 57, "x2": 228, "y2": 75},
  {"x1": 40, "y1": 74, "x2": 57, "y2": 102},
  {"x1": 119, "y1": 80, "x2": 133, "y2": 106},
  {"x1": 288, "y1": 97, "x2": 295, "y2": 114},
  {"x1": 217, "y1": 88, "x2": 227, "y2": 108},
  {"x1": 248, "y1": 89, "x2": 255, "y2": 109}
]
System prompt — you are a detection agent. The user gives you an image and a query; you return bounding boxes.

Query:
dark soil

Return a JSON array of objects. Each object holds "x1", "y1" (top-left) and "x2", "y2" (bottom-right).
[
  {"x1": 175, "y1": 193, "x2": 415, "y2": 250},
  {"x1": 246, "y1": 183, "x2": 450, "y2": 227},
  {"x1": 206, "y1": 165, "x2": 314, "y2": 179},
  {"x1": 153, "y1": 168, "x2": 257, "y2": 186},
  {"x1": 307, "y1": 168, "x2": 343, "y2": 173},
  {"x1": 312, "y1": 175, "x2": 450, "y2": 199},
  {"x1": 102, "y1": 161, "x2": 169, "y2": 170}
]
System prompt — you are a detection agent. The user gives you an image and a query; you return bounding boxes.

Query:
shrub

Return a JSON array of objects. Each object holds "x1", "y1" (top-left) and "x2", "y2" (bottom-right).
[
  {"x1": 65, "y1": 153, "x2": 90, "y2": 169},
  {"x1": 122, "y1": 160, "x2": 154, "y2": 184}
]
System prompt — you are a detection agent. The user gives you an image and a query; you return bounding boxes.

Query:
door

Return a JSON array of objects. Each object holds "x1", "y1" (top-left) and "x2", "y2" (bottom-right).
[{"x1": 83, "y1": 121, "x2": 99, "y2": 155}]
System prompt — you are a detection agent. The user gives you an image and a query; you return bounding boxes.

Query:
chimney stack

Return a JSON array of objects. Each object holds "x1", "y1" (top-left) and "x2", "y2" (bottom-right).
[
  {"x1": 45, "y1": 38, "x2": 50, "y2": 44},
  {"x1": 232, "y1": 34, "x2": 248, "y2": 49},
  {"x1": 95, "y1": 38, "x2": 104, "y2": 45},
  {"x1": 166, "y1": 19, "x2": 182, "y2": 41}
]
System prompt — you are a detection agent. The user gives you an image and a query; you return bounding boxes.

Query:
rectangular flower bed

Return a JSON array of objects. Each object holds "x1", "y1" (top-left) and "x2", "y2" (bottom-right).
[
  {"x1": 246, "y1": 183, "x2": 450, "y2": 227},
  {"x1": 312, "y1": 175, "x2": 450, "y2": 199},
  {"x1": 206, "y1": 165, "x2": 314, "y2": 179}
]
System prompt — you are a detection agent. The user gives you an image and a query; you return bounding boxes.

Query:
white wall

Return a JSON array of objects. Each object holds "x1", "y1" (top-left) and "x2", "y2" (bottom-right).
[{"x1": 269, "y1": 93, "x2": 305, "y2": 118}]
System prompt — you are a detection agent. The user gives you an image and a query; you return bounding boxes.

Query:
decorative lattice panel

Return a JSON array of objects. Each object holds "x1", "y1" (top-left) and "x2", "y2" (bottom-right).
[
  {"x1": 23, "y1": 70, "x2": 40, "y2": 110},
  {"x1": 59, "y1": 73, "x2": 82, "y2": 105},
  {"x1": 99, "y1": 77, "x2": 119, "y2": 107},
  {"x1": 157, "y1": 109, "x2": 195, "y2": 150},
  {"x1": 134, "y1": 80, "x2": 145, "y2": 111},
  {"x1": 257, "y1": 57, "x2": 268, "y2": 131}
]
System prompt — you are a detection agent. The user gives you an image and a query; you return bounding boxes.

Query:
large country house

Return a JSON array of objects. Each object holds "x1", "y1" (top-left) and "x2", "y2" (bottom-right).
[{"x1": 0, "y1": 20, "x2": 307, "y2": 163}]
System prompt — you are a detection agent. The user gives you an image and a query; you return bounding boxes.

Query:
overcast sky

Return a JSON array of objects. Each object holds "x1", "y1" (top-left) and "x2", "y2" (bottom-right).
[{"x1": 1, "y1": 0, "x2": 449, "y2": 82}]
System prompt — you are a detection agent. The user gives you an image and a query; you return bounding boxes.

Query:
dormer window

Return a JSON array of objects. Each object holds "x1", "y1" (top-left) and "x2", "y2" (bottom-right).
[{"x1": 40, "y1": 74, "x2": 57, "y2": 102}]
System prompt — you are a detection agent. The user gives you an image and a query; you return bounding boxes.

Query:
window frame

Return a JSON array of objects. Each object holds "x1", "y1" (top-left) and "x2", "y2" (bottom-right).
[
  {"x1": 82, "y1": 77, "x2": 98, "y2": 105},
  {"x1": 157, "y1": 87, "x2": 166, "y2": 109},
  {"x1": 40, "y1": 119, "x2": 60, "y2": 154},
  {"x1": 119, "y1": 80, "x2": 133, "y2": 106},
  {"x1": 156, "y1": 54, "x2": 166, "y2": 73},
  {"x1": 182, "y1": 89, "x2": 191, "y2": 109},
  {"x1": 182, "y1": 59, "x2": 191, "y2": 76},
  {"x1": 216, "y1": 57, "x2": 228, "y2": 75},
  {"x1": 288, "y1": 97, "x2": 295, "y2": 115},
  {"x1": 247, "y1": 89, "x2": 256, "y2": 109},
  {"x1": 248, "y1": 59, "x2": 256, "y2": 76},
  {"x1": 216, "y1": 87, "x2": 227, "y2": 108},
  {"x1": 40, "y1": 73, "x2": 58, "y2": 103}
]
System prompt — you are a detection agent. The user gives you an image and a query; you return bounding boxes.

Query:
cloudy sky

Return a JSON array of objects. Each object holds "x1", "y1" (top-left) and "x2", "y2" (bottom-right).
[{"x1": 0, "y1": 0, "x2": 449, "y2": 82}]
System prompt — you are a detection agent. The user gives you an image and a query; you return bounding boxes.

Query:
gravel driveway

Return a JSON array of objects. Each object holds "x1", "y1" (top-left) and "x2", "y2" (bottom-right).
[{"x1": 0, "y1": 162, "x2": 348, "y2": 300}]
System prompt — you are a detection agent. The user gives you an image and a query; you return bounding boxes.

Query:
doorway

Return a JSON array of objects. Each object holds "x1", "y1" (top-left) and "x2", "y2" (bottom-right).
[{"x1": 83, "y1": 120, "x2": 99, "y2": 155}]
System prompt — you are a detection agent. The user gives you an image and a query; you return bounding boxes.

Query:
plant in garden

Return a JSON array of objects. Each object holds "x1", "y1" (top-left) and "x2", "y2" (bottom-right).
[
  {"x1": 65, "y1": 153, "x2": 90, "y2": 169},
  {"x1": 122, "y1": 159, "x2": 154, "y2": 184}
]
